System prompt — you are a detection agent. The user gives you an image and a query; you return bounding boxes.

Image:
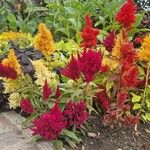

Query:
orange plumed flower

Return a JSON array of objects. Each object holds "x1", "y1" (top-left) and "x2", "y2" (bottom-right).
[
  {"x1": 34, "y1": 23, "x2": 55, "y2": 56},
  {"x1": 112, "y1": 28, "x2": 128, "y2": 59},
  {"x1": 2, "y1": 49, "x2": 21, "y2": 75},
  {"x1": 138, "y1": 35, "x2": 150, "y2": 62}
]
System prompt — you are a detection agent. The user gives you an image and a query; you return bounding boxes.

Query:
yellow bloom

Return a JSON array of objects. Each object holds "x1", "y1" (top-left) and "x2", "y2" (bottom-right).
[
  {"x1": 34, "y1": 23, "x2": 55, "y2": 56},
  {"x1": 9, "y1": 92, "x2": 21, "y2": 109},
  {"x1": 102, "y1": 57, "x2": 119, "y2": 70},
  {"x1": 2, "y1": 49, "x2": 21, "y2": 75},
  {"x1": 3, "y1": 79, "x2": 21, "y2": 93},
  {"x1": 138, "y1": 34, "x2": 150, "y2": 61},
  {"x1": 112, "y1": 28, "x2": 128, "y2": 59},
  {"x1": 32, "y1": 60, "x2": 58, "y2": 87}
]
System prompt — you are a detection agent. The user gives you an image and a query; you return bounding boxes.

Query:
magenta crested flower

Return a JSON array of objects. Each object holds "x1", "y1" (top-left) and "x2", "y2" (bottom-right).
[
  {"x1": 103, "y1": 31, "x2": 116, "y2": 52},
  {"x1": 81, "y1": 15, "x2": 99, "y2": 49},
  {"x1": 61, "y1": 55, "x2": 80, "y2": 80},
  {"x1": 63, "y1": 100, "x2": 89, "y2": 128},
  {"x1": 78, "y1": 49, "x2": 102, "y2": 82},
  {"x1": 43, "y1": 79, "x2": 52, "y2": 101},
  {"x1": 0, "y1": 63, "x2": 17, "y2": 79},
  {"x1": 20, "y1": 98, "x2": 34, "y2": 114},
  {"x1": 32, "y1": 103, "x2": 65, "y2": 141}
]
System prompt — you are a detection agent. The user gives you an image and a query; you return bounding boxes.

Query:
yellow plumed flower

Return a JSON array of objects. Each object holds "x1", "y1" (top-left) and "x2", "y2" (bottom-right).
[
  {"x1": 102, "y1": 57, "x2": 119, "y2": 70},
  {"x1": 34, "y1": 23, "x2": 55, "y2": 56},
  {"x1": 32, "y1": 60, "x2": 58, "y2": 87},
  {"x1": 9, "y1": 92, "x2": 21, "y2": 109},
  {"x1": 2, "y1": 49, "x2": 21, "y2": 75},
  {"x1": 138, "y1": 35, "x2": 150, "y2": 61},
  {"x1": 112, "y1": 28, "x2": 127, "y2": 59},
  {"x1": 3, "y1": 79, "x2": 21, "y2": 93}
]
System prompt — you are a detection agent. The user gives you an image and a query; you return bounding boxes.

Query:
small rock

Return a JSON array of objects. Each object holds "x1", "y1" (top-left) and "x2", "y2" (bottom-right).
[{"x1": 87, "y1": 132, "x2": 97, "y2": 138}]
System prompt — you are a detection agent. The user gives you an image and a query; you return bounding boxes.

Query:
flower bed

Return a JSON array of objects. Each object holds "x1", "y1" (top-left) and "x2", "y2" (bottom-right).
[{"x1": 0, "y1": 0, "x2": 150, "y2": 149}]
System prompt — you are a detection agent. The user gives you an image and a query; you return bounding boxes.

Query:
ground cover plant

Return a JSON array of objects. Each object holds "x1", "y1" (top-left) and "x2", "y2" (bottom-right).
[{"x1": 0, "y1": 0, "x2": 150, "y2": 149}]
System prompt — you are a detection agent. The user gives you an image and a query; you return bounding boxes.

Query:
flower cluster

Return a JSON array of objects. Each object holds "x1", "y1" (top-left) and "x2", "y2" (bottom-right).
[
  {"x1": 138, "y1": 34, "x2": 150, "y2": 62},
  {"x1": 63, "y1": 101, "x2": 89, "y2": 128},
  {"x1": 81, "y1": 15, "x2": 99, "y2": 49},
  {"x1": 32, "y1": 103, "x2": 66, "y2": 140},
  {"x1": 20, "y1": 98, "x2": 34, "y2": 114},
  {"x1": 103, "y1": 31, "x2": 116, "y2": 52},
  {"x1": 116, "y1": 0, "x2": 137, "y2": 29},
  {"x1": 0, "y1": 63, "x2": 17, "y2": 79},
  {"x1": 43, "y1": 79, "x2": 52, "y2": 101},
  {"x1": 34, "y1": 23, "x2": 55, "y2": 56},
  {"x1": 61, "y1": 49, "x2": 102, "y2": 82},
  {"x1": 2, "y1": 49, "x2": 21, "y2": 75},
  {"x1": 95, "y1": 87, "x2": 110, "y2": 110}
]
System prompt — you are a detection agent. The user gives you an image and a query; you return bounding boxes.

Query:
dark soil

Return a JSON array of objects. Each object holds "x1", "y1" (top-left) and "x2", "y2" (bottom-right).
[{"x1": 65, "y1": 116, "x2": 150, "y2": 150}]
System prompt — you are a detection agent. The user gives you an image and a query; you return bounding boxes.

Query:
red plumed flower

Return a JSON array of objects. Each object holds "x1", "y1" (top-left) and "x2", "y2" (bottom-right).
[
  {"x1": 63, "y1": 101, "x2": 89, "y2": 128},
  {"x1": 0, "y1": 63, "x2": 17, "y2": 79},
  {"x1": 20, "y1": 98, "x2": 34, "y2": 114},
  {"x1": 61, "y1": 55, "x2": 80, "y2": 80},
  {"x1": 96, "y1": 87, "x2": 110, "y2": 110},
  {"x1": 103, "y1": 31, "x2": 116, "y2": 52},
  {"x1": 121, "y1": 66, "x2": 139, "y2": 88},
  {"x1": 78, "y1": 49, "x2": 102, "y2": 82},
  {"x1": 55, "y1": 86, "x2": 61, "y2": 99},
  {"x1": 134, "y1": 37, "x2": 143, "y2": 45},
  {"x1": 117, "y1": 92, "x2": 128, "y2": 107},
  {"x1": 124, "y1": 115, "x2": 140, "y2": 125},
  {"x1": 81, "y1": 15, "x2": 99, "y2": 49},
  {"x1": 32, "y1": 103, "x2": 65, "y2": 141},
  {"x1": 43, "y1": 79, "x2": 52, "y2": 101},
  {"x1": 116, "y1": 0, "x2": 137, "y2": 28},
  {"x1": 121, "y1": 43, "x2": 137, "y2": 69}
]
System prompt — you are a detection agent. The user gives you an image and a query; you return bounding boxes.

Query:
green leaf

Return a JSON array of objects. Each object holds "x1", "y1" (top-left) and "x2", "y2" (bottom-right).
[
  {"x1": 54, "y1": 140, "x2": 63, "y2": 150},
  {"x1": 106, "y1": 82, "x2": 113, "y2": 92},
  {"x1": 144, "y1": 113, "x2": 150, "y2": 121},
  {"x1": 62, "y1": 129, "x2": 81, "y2": 143},
  {"x1": 134, "y1": 12, "x2": 145, "y2": 27},
  {"x1": 131, "y1": 94, "x2": 141, "y2": 103},
  {"x1": 64, "y1": 137, "x2": 77, "y2": 149},
  {"x1": 133, "y1": 103, "x2": 141, "y2": 110}
]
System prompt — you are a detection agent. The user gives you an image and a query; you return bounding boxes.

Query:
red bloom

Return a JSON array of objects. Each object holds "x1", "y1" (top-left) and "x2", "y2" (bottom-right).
[
  {"x1": 96, "y1": 88, "x2": 110, "y2": 110},
  {"x1": 116, "y1": 0, "x2": 137, "y2": 28},
  {"x1": 0, "y1": 63, "x2": 17, "y2": 79},
  {"x1": 55, "y1": 86, "x2": 61, "y2": 99},
  {"x1": 20, "y1": 98, "x2": 34, "y2": 114},
  {"x1": 78, "y1": 49, "x2": 102, "y2": 82},
  {"x1": 81, "y1": 15, "x2": 99, "y2": 49},
  {"x1": 61, "y1": 55, "x2": 80, "y2": 80},
  {"x1": 63, "y1": 101, "x2": 89, "y2": 128},
  {"x1": 103, "y1": 31, "x2": 116, "y2": 52},
  {"x1": 121, "y1": 43, "x2": 137, "y2": 69},
  {"x1": 101, "y1": 65, "x2": 109, "y2": 73},
  {"x1": 32, "y1": 103, "x2": 65, "y2": 141},
  {"x1": 134, "y1": 37, "x2": 143, "y2": 44},
  {"x1": 121, "y1": 66, "x2": 139, "y2": 88},
  {"x1": 43, "y1": 80, "x2": 52, "y2": 101},
  {"x1": 117, "y1": 92, "x2": 128, "y2": 107},
  {"x1": 124, "y1": 115, "x2": 140, "y2": 125}
]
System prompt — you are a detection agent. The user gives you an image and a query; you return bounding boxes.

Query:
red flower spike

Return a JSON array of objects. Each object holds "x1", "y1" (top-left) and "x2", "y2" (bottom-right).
[
  {"x1": 95, "y1": 87, "x2": 110, "y2": 110},
  {"x1": 121, "y1": 43, "x2": 137, "y2": 70},
  {"x1": 134, "y1": 37, "x2": 143, "y2": 45},
  {"x1": 32, "y1": 103, "x2": 65, "y2": 141},
  {"x1": 63, "y1": 100, "x2": 89, "y2": 128},
  {"x1": 116, "y1": 0, "x2": 137, "y2": 29},
  {"x1": 78, "y1": 49, "x2": 102, "y2": 82},
  {"x1": 55, "y1": 86, "x2": 61, "y2": 99},
  {"x1": 81, "y1": 15, "x2": 99, "y2": 49},
  {"x1": 20, "y1": 98, "x2": 34, "y2": 114},
  {"x1": 103, "y1": 31, "x2": 116, "y2": 52},
  {"x1": 121, "y1": 66, "x2": 139, "y2": 88},
  {"x1": 61, "y1": 55, "x2": 80, "y2": 80},
  {"x1": 43, "y1": 79, "x2": 52, "y2": 101},
  {"x1": 0, "y1": 64, "x2": 17, "y2": 79}
]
